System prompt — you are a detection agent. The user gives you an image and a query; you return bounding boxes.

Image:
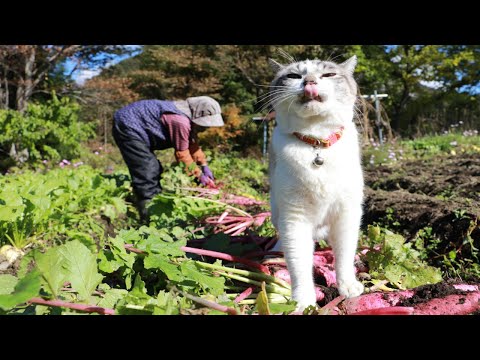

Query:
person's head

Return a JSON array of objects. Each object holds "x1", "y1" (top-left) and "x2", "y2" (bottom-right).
[{"x1": 174, "y1": 96, "x2": 224, "y2": 129}]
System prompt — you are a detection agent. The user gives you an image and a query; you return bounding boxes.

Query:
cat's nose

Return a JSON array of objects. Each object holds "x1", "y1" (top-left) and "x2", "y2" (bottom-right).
[{"x1": 303, "y1": 75, "x2": 317, "y2": 84}]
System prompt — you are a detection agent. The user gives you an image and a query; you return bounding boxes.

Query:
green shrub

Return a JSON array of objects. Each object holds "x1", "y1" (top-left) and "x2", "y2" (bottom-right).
[{"x1": 0, "y1": 93, "x2": 95, "y2": 168}]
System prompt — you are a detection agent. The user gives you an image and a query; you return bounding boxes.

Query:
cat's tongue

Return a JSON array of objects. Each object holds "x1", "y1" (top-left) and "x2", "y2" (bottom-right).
[{"x1": 304, "y1": 84, "x2": 319, "y2": 99}]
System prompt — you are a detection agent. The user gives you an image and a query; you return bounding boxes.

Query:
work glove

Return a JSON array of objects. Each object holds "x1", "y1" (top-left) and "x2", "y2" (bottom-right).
[
  {"x1": 198, "y1": 174, "x2": 215, "y2": 187},
  {"x1": 201, "y1": 165, "x2": 214, "y2": 180}
]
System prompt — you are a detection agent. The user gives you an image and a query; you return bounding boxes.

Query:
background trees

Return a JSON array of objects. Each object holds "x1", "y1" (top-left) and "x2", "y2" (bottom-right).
[
  {"x1": 1, "y1": 44, "x2": 479, "y2": 161},
  {"x1": 79, "y1": 45, "x2": 479, "y2": 137}
]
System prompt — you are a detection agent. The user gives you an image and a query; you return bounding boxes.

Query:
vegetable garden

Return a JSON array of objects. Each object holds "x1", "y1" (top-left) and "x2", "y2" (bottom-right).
[{"x1": 1, "y1": 131, "x2": 479, "y2": 315}]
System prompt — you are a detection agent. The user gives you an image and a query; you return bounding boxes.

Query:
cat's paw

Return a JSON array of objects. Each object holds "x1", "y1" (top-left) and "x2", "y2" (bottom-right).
[
  {"x1": 293, "y1": 290, "x2": 317, "y2": 312},
  {"x1": 337, "y1": 280, "x2": 364, "y2": 298}
]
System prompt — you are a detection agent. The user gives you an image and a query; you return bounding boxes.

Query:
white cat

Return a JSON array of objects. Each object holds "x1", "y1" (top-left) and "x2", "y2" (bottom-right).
[{"x1": 268, "y1": 55, "x2": 364, "y2": 311}]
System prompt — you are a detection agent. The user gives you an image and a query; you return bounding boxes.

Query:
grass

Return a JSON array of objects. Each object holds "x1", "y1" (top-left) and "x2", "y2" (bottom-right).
[{"x1": 362, "y1": 130, "x2": 480, "y2": 167}]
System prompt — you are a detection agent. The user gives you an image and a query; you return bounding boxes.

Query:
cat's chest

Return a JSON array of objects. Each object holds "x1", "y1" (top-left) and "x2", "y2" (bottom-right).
[
  {"x1": 271, "y1": 129, "x2": 360, "y2": 192},
  {"x1": 274, "y1": 132, "x2": 352, "y2": 169}
]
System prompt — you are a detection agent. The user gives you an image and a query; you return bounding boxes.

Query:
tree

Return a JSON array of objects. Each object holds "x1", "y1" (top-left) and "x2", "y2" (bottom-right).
[
  {"x1": 83, "y1": 45, "x2": 480, "y2": 139},
  {"x1": 0, "y1": 45, "x2": 133, "y2": 113}
]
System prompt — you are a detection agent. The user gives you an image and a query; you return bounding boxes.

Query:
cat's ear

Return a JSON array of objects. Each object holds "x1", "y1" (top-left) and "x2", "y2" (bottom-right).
[
  {"x1": 340, "y1": 55, "x2": 357, "y2": 74},
  {"x1": 269, "y1": 58, "x2": 284, "y2": 73}
]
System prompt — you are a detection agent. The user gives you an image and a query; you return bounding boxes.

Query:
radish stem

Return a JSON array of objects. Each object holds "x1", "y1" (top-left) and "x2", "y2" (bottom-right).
[
  {"x1": 195, "y1": 260, "x2": 290, "y2": 289},
  {"x1": 176, "y1": 289, "x2": 238, "y2": 315},
  {"x1": 216, "y1": 271, "x2": 291, "y2": 296},
  {"x1": 181, "y1": 246, "x2": 271, "y2": 275},
  {"x1": 28, "y1": 297, "x2": 115, "y2": 315}
]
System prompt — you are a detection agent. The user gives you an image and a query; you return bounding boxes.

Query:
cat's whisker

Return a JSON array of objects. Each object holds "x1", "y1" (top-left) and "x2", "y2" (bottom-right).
[
  {"x1": 256, "y1": 93, "x2": 295, "y2": 107},
  {"x1": 257, "y1": 93, "x2": 295, "y2": 114},
  {"x1": 275, "y1": 48, "x2": 296, "y2": 64},
  {"x1": 259, "y1": 95, "x2": 289, "y2": 112},
  {"x1": 259, "y1": 89, "x2": 297, "y2": 104},
  {"x1": 255, "y1": 83, "x2": 290, "y2": 88},
  {"x1": 256, "y1": 89, "x2": 292, "y2": 102},
  {"x1": 287, "y1": 96, "x2": 297, "y2": 114},
  {"x1": 233, "y1": 88, "x2": 292, "y2": 108},
  {"x1": 255, "y1": 92, "x2": 293, "y2": 110}
]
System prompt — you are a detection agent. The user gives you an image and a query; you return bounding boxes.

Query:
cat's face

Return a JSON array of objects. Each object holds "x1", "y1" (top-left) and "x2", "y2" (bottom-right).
[{"x1": 269, "y1": 56, "x2": 357, "y2": 118}]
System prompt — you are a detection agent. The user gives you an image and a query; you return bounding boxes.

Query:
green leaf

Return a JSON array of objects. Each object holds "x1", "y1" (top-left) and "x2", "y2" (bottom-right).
[
  {"x1": 97, "y1": 251, "x2": 122, "y2": 273},
  {"x1": 116, "y1": 275, "x2": 154, "y2": 315},
  {"x1": 367, "y1": 224, "x2": 382, "y2": 243},
  {"x1": 109, "y1": 197, "x2": 127, "y2": 215},
  {"x1": 180, "y1": 261, "x2": 224, "y2": 296},
  {"x1": 0, "y1": 205, "x2": 25, "y2": 222},
  {"x1": 255, "y1": 282, "x2": 271, "y2": 315},
  {"x1": 144, "y1": 255, "x2": 184, "y2": 282},
  {"x1": 17, "y1": 250, "x2": 37, "y2": 278},
  {"x1": 109, "y1": 236, "x2": 136, "y2": 269},
  {"x1": 0, "y1": 270, "x2": 42, "y2": 311},
  {"x1": 56, "y1": 240, "x2": 103, "y2": 301},
  {"x1": 36, "y1": 247, "x2": 67, "y2": 298},
  {"x1": 115, "y1": 228, "x2": 143, "y2": 245},
  {"x1": 102, "y1": 204, "x2": 117, "y2": 221},
  {"x1": 66, "y1": 231, "x2": 97, "y2": 253},
  {"x1": 366, "y1": 230, "x2": 443, "y2": 290},
  {"x1": 269, "y1": 302, "x2": 296, "y2": 315},
  {"x1": 0, "y1": 191, "x2": 23, "y2": 207},
  {"x1": 23, "y1": 194, "x2": 51, "y2": 214},
  {"x1": 384, "y1": 263, "x2": 442, "y2": 289},
  {"x1": 171, "y1": 226, "x2": 189, "y2": 239},
  {"x1": 0, "y1": 274, "x2": 18, "y2": 295},
  {"x1": 97, "y1": 288, "x2": 128, "y2": 309},
  {"x1": 138, "y1": 235, "x2": 186, "y2": 257},
  {"x1": 128, "y1": 275, "x2": 150, "y2": 300},
  {"x1": 155, "y1": 291, "x2": 181, "y2": 315}
]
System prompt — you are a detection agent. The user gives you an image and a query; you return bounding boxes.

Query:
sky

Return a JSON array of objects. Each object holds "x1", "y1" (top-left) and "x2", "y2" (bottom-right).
[{"x1": 63, "y1": 45, "x2": 142, "y2": 85}]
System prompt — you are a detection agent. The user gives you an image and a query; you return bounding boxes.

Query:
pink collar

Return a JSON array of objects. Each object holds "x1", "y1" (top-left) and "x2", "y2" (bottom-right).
[{"x1": 293, "y1": 126, "x2": 345, "y2": 148}]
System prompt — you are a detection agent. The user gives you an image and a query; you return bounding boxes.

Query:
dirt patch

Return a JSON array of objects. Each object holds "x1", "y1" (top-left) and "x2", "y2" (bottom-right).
[
  {"x1": 366, "y1": 154, "x2": 480, "y2": 199},
  {"x1": 363, "y1": 153, "x2": 480, "y2": 257},
  {"x1": 397, "y1": 282, "x2": 467, "y2": 307},
  {"x1": 317, "y1": 285, "x2": 340, "y2": 306}
]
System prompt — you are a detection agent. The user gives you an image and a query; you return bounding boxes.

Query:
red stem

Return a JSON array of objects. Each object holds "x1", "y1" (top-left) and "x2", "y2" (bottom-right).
[
  {"x1": 28, "y1": 297, "x2": 115, "y2": 315},
  {"x1": 124, "y1": 244, "x2": 145, "y2": 254},
  {"x1": 205, "y1": 217, "x2": 242, "y2": 225},
  {"x1": 223, "y1": 220, "x2": 254, "y2": 234},
  {"x1": 234, "y1": 287, "x2": 255, "y2": 303},
  {"x1": 230, "y1": 226, "x2": 248, "y2": 236},
  {"x1": 350, "y1": 307, "x2": 414, "y2": 315},
  {"x1": 123, "y1": 244, "x2": 271, "y2": 275},
  {"x1": 181, "y1": 246, "x2": 271, "y2": 275},
  {"x1": 218, "y1": 210, "x2": 230, "y2": 223}
]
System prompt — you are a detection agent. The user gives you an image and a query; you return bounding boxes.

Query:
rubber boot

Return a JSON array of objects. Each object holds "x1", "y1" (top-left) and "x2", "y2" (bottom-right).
[{"x1": 137, "y1": 199, "x2": 151, "y2": 224}]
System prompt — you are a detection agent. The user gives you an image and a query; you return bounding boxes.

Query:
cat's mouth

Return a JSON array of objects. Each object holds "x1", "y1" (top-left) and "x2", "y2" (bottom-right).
[{"x1": 299, "y1": 94, "x2": 327, "y2": 104}]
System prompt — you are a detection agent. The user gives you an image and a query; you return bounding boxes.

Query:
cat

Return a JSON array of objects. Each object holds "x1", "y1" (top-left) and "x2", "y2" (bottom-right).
[{"x1": 268, "y1": 55, "x2": 364, "y2": 311}]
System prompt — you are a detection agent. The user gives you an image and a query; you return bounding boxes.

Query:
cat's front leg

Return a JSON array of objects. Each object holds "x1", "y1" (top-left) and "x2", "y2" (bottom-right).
[
  {"x1": 278, "y1": 214, "x2": 316, "y2": 311},
  {"x1": 329, "y1": 204, "x2": 364, "y2": 298}
]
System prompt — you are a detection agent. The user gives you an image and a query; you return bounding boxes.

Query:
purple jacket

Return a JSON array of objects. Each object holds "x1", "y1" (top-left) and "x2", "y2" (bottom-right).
[{"x1": 113, "y1": 100, "x2": 189, "y2": 149}]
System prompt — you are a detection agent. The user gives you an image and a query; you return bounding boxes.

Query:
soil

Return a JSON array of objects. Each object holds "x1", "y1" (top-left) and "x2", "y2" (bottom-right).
[
  {"x1": 317, "y1": 285, "x2": 340, "y2": 306},
  {"x1": 362, "y1": 153, "x2": 480, "y2": 259},
  {"x1": 397, "y1": 282, "x2": 467, "y2": 307}
]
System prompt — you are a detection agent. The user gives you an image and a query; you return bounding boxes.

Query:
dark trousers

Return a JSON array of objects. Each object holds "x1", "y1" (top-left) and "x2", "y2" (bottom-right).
[{"x1": 112, "y1": 122, "x2": 163, "y2": 202}]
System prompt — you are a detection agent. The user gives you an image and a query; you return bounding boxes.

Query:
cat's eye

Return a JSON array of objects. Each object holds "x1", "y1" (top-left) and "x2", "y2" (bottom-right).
[
  {"x1": 286, "y1": 73, "x2": 302, "y2": 79},
  {"x1": 322, "y1": 73, "x2": 337, "y2": 78}
]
